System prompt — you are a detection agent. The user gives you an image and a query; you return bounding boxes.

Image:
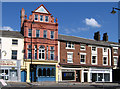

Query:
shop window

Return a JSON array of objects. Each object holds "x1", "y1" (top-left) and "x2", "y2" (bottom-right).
[
  {"x1": 66, "y1": 42, "x2": 74, "y2": 49},
  {"x1": 47, "y1": 68, "x2": 50, "y2": 76},
  {"x1": 45, "y1": 16, "x2": 49, "y2": 22},
  {"x1": 98, "y1": 73, "x2": 103, "y2": 81},
  {"x1": 104, "y1": 73, "x2": 110, "y2": 81},
  {"x1": 38, "y1": 68, "x2": 42, "y2": 76},
  {"x1": 39, "y1": 45, "x2": 45, "y2": 60},
  {"x1": 12, "y1": 39, "x2": 18, "y2": 45},
  {"x1": 67, "y1": 52, "x2": 73, "y2": 63},
  {"x1": 43, "y1": 30, "x2": 47, "y2": 38},
  {"x1": 51, "y1": 68, "x2": 55, "y2": 76},
  {"x1": 92, "y1": 73, "x2": 97, "y2": 82},
  {"x1": 43, "y1": 68, "x2": 46, "y2": 76},
  {"x1": 34, "y1": 14, "x2": 38, "y2": 21},
  {"x1": 11, "y1": 50, "x2": 17, "y2": 60},
  {"x1": 5, "y1": 70, "x2": 8, "y2": 75},
  {"x1": 62, "y1": 72, "x2": 74, "y2": 80},
  {"x1": 50, "y1": 31, "x2": 54, "y2": 39},
  {"x1": 40, "y1": 15, "x2": 43, "y2": 22}
]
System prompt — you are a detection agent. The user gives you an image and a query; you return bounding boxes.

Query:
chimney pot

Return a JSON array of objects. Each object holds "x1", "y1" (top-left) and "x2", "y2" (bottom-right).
[{"x1": 94, "y1": 31, "x2": 100, "y2": 41}]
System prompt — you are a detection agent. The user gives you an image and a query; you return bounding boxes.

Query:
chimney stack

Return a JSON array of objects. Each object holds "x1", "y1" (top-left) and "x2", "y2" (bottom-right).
[
  {"x1": 103, "y1": 33, "x2": 108, "y2": 41},
  {"x1": 94, "y1": 31, "x2": 100, "y2": 41},
  {"x1": 20, "y1": 8, "x2": 25, "y2": 28}
]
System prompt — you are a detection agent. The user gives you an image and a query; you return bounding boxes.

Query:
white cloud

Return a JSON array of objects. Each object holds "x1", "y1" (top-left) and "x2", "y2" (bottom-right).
[
  {"x1": 0, "y1": 26, "x2": 13, "y2": 31},
  {"x1": 64, "y1": 28, "x2": 71, "y2": 34},
  {"x1": 77, "y1": 27, "x2": 89, "y2": 31},
  {"x1": 85, "y1": 18, "x2": 101, "y2": 28}
]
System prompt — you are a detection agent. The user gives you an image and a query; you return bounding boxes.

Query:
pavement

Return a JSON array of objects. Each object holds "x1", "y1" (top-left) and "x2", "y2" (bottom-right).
[{"x1": 1, "y1": 81, "x2": 120, "y2": 89}]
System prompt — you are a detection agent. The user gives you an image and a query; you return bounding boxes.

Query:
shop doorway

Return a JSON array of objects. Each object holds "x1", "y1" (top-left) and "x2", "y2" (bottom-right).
[
  {"x1": 84, "y1": 73, "x2": 88, "y2": 82},
  {"x1": 76, "y1": 70, "x2": 80, "y2": 82},
  {"x1": 10, "y1": 70, "x2": 17, "y2": 81}
]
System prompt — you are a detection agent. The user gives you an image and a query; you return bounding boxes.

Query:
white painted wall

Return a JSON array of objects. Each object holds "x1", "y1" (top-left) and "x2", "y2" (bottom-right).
[{"x1": 0, "y1": 37, "x2": 24, "y2": 65}]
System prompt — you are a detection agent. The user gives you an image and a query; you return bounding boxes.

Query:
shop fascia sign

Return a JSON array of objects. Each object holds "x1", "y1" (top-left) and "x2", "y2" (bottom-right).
[{"x1": 0, "y1": 60, "x2": 17, "y2": 66}]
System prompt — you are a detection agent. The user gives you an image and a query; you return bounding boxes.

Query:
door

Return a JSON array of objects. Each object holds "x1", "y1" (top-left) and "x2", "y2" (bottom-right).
[
  {"x1": 84, "y1": 73, "x2": 88, "y2": 82},
  {"x1": 10, "y1": 70, "x2": 17, "y2": 81},
  {"x1": 76, "y1": 70, "x2": 80, "y2": 82}
]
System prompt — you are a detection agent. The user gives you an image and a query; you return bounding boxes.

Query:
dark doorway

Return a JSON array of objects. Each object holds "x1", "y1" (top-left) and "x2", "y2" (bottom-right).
[
  {"x1": 84, "y1": 73, "x2": 88, "y2": 82},
  {"x1": 76, "y1": 70, "x2": 80, "y2": 82}
]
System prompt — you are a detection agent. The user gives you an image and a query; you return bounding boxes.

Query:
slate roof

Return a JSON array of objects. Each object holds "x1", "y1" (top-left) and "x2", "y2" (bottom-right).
[
  {"x1": 58, "y1": 34, "x2": 119, "y2": 47},
  {"x1": 0, "y1": 30, "x2": 24, "y2": 38}
]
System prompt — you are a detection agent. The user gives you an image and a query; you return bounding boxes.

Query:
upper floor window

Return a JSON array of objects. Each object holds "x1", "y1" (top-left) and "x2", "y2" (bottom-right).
[
  {"x1": 28, "y1": 29, "x2": 32, "y2": 37},
  {"x1": 80, "y1": 54, "x2": 86, "y2": 64},
  {"x1": 80, "y1": 45, "x2": 86, "y2": 50},
  {"x1": 34, "y1": 14, "x2": 38, "y2": 21},
  {"x1": 103, "y1": 57, "x2": 108, "y2": 65},
  {"x1": 67, "y1": 52, "x2": 73, "y2": 63},
  {"x1": 43, "y1": 30, "x2": 47, "y2": 38},
  {"x1": 39, "y1": 45, "x2": 45, "y2": 60},
  {"x1": 114, "y1": 57, "x2": 118, "y2": 66},
  {"x1": 28, "y1": 49, "x2": 31, "y2": 59},
  {"x1": 36, "y1": 30, "x2": 40, "y2": 37},
  {"x1": 104, "y1": 48, "x2": 107, "y2": 52},
  {"x1": 50, "y1": 51, "x2": 54, "y2": 60},
  {"x1": 92, "y1": 47, "x2": 96, "y2": 51},
  {"x1": 50, "y1": 46, "x2": 54, "y2": 50},
  {"x1": 11, "y1": 50, "x2": 17, "y2": 60},
  {"x1": 92, "y1": 56, "x2": 97, "y2": 64},
  {"x1": 45, "y1": 16, "x2": 49, "y2": 22},
  {"x1": 34, "y1": 45, "x2": 37, "y2": 59},
  {"x1": 12, "y1": 39, "x2": 18, "y2": 45},
  {"x1": 50, "y1": 31, "x2": 54, "y2": 39},
  {"x1": 113, "y1": 49, "x2": 118, "y2": 54},
  {"x1": 0, "y1": 49, "x2": 1, "y2": 59},
  {"x1": 66, "y1": 42, "x2": 74, "y2": 49},
  {"x1": 40, "y1": 15, "x2": 43, "y2": 22}
]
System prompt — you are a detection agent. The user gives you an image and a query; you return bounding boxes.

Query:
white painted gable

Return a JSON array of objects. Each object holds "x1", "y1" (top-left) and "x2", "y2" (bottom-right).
[{"x1": 35, "y1": 6, "x2": 48, "y2": 14}]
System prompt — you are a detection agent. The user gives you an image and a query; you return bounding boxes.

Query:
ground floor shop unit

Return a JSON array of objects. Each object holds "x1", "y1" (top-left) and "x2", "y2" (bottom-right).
[
  {"x1": 58, "y1": 66, "x2": 112, "y2": 83},
  {"x1": 0, "y1": 59, "x2": 21, "y2": 82},
  {"x1": 21, "y1": 59, "x2": 58, "y2": 82}
]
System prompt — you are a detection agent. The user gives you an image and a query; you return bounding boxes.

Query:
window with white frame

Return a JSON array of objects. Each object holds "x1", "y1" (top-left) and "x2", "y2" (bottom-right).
[
  {"x1": 92, "y1": 47, "x2": 96, "y2": 51},
  {"x1": 80, "y1": 45, "x2": 86, "y2": 50},
  {"x1": 103, "y1": 57, "x2": 108, "y2": 65},
  {"x1": 114, "y1": 57, "x2": 118, "y2": 65},
  {"x1": 39, "y1": 45, "x2": 45, "y2": 60},
  {"x1": 28, "y1": 29, "x2": 32, "y2": 37},
  {"x1": 40, "y1": 15, "x2": 43, "y2": 22},
  {"x1": 34, "y1": 14, "x2": 38, "y2": 21},
  {"x1": 43, "y1": 30, "x2": 47, "y2": 38},
  {"x1": 28, "y1": 49, "x2": 31, "y2": 59},
  {"x1": 34, "y1": 45, "x2": 37, "y2": 59},
  {"x1": 50, "y1": 31, "x2": 54, "y2": 39},
  {"x1": 66, "y1": 42, "x2": 74, "y2": 49},
  {"x1": 113, "y1": 49, "x2": 118, "y2": 54},
  {"x1": 80, "y1": 54, "x2": 86, "y2": 64},
  {"x1": 104, "y1": 48, "x2": 107, "y2": 52},
  {"x1": 11, "y1": 50, "x2": 17, "y2": 60},
  {"x1": 92, "y1": 56, "x2": 97, "y2": 64},
  {"x1": 50, "y1": 46, "x2": 54, "y2": 50},
  {"x1": 36, "y1": 30, "x2": 40, "y2": 37},
  {"x1": 45, "y1": 16, "x2": 49, "y2": 22},
  {"x1": 12, "y1": 39, "x2": 18, "y2": 45},
  {"x1": 50, "y1": 51, "x2": 54, "y2": 60},
  {"x1": 0, "y1": 38, "x2": 1, "y2": 44},
  {"x1": 67, "y1": 52, "x2": 73, "y2": 63}
]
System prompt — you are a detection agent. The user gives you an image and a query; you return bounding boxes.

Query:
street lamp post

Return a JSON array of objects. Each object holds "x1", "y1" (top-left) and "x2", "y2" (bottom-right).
[
  {"x1": 111, "y1": 7, "x2": 120, "y2": 43},
  {"x1": 31, "y1": 20, "x2": 34, "y2": 83}
]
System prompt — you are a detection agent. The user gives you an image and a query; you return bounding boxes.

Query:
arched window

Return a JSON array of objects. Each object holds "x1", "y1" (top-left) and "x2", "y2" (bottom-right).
[
  {"x1": 43, "y1": 68, "x2": 46, "y2": 76},
  {"x1": 51, "y1": 68, "x2": 55, "y2": 76},
  {"x1": 47, "y1": 68, "x2": 50, "y2": 76},
  {"x1": 38, "y1": 68, "x2": 42, "y2": 76},
  {"x1": 39, "y1": 45, "x2": 45, "y2": 60}
]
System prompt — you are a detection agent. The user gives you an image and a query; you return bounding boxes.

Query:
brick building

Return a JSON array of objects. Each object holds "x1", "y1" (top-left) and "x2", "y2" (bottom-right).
[
  {"x1": 20, "y1": 4, "x2": 59, "y2": 82},
  {"x1": 58, "y1": 32, "x2": 120, "y2": 82}
]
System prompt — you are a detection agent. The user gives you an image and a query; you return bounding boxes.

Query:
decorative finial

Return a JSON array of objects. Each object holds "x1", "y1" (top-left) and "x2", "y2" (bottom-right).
[{"x1": 55, "y1": 18, "x2": 58, "y2": 23}]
